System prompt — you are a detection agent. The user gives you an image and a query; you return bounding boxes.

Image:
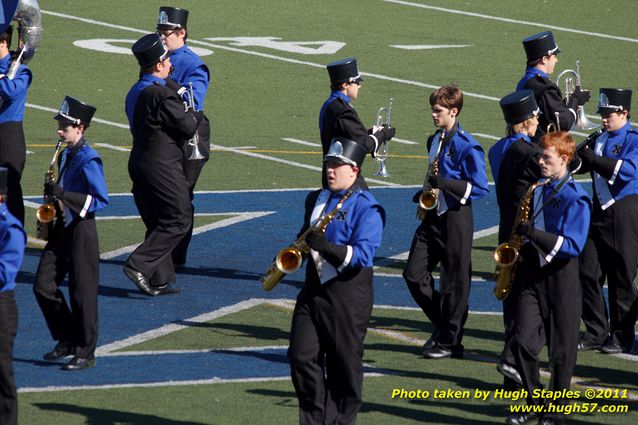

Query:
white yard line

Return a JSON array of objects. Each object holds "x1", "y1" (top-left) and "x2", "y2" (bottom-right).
[
  {"x1": 281, "y1": 137, "x2": 321, "y2": 147},
  {"x1": 383, "y1": 0, "x2": 638, "y2": 44}
]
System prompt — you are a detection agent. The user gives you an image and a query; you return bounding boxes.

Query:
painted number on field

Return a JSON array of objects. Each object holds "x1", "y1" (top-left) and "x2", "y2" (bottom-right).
[
  {"x1": 73, "y1": 39, "x2": 214, "y2": 57},
  {"x1": 204, "y1": 37, "x2": 345, "y2": 55}
]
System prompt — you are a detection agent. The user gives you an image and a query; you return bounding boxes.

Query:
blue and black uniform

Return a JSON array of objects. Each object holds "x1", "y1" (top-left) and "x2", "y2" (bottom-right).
[
  {"x1": 288, "y1": 183, "x2": 385, "y2": 425},
  {"x1": 0, "y1": 201, "x2": 25, "y2": 425},
  {"x1": 488, "y1": 132, "x2": 543, "y2": 376},
  {"x1": 517, "y1": 68, "x2": 576, "y2": 137},
  {"x1": 125, "y1": 73, "x2": 199, "y2": 288},
  {"x1": 33, "y1": 138, "x2": 108, "y2": 361},
  {"x1": 403, "y1": 124, "x2": 489, "y2": 355},
  {"x1": 166, "y1": 44, "x2": 211, "y2": 267},
  {"x1": 514, "y1": 176, "x2": 590, "y2": 421},
  {"x1": 0, "y1": 53, "x2": 32, "y2": 223},
  {"x1": 578, "y1": 122, "x2": 638, "y2": 351}
]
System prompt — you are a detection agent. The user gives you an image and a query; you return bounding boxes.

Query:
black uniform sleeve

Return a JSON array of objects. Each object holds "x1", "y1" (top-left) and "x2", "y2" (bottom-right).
[
  {"x1": 158, "y1": 88, "x2": 198, "y2": 140},
  {"x1": 528, "y1": 228, "x2": 560, "y2": 255},
  {"x1": 59, "y1": 191, "x2": 90, "y2": 215},
  {"x1": 336, "y1": 108, "x2": 378, "y2": 155},
  {"x1": 527, "y1": 77, "x2": 576, "y2": 131}
]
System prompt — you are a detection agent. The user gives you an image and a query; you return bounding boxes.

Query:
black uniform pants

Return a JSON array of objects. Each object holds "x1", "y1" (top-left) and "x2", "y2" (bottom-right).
[
  {"x1": 33, "y1": 218, "x2": 99, "y2": 358},
  {"x1": 515, "y1": 252, "x2": 581, "y2": 422},
  {"x1": 0, "y1": 122, "x2": 26, "y2": 224},
  {"x1": 579, "y1": 238, "x2": 609, "y2": 345},
  {"x1": 288, "y1": 268, "x2": 373, "y2": 425},
  {"x1": 580, "y1": 196, "x2": 638, "y2": 350},
  {"x1": 128, "y1": 151, "x2": 192, "y2": 284},
  {"x1": 403, "y1": 203, "x2": 472, "y2": 349},
  {"x1": 0, "y1": 291, "x2": 18, "y2": 425},
  {"x1": 172, "y1": 118, "x2": 210, "y2": 266}
]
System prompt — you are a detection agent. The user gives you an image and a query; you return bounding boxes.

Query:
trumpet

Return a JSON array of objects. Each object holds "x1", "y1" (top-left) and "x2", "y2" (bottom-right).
[
  {"x1": 555, "y1": 61, "x2": 599, "y2": 131},
  {"x1": 36, "y1": 139, "x2": 64, "y2": 240},
  {"x1": 374, "y1": 97, "x2": 393, "y2": 177},
  {"x1": 186, "y1": 82, "x2": 205, "y2": 161},
  {"x1": 260, "y1": 190, "x2": 353, "y2": 291}
]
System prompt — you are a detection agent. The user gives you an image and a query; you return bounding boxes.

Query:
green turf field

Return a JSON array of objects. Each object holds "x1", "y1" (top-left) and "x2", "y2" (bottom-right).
[{"x1": 14, "y1": 0, "x2": 638, "y2": 423}]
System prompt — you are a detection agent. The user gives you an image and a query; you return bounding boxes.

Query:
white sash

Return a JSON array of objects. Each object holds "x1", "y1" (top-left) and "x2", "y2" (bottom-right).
[
  {"x1": 593, "y1": 132, "x2": 615, "y2": 210},
  {"x1": 309, "y1": 190, "x2": 339, "y2": 284}
]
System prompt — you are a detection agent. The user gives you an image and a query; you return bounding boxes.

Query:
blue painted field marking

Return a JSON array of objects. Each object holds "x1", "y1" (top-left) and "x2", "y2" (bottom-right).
[{"x1": 15, "y1": 187, "x2": 506, "y2": 389}]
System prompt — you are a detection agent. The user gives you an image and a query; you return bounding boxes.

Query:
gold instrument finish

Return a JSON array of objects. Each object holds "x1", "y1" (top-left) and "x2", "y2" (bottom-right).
[
  {"x1": 493, "y1": 179, "x2": 549, "y2": 300},
  {"x1": 36, "y1": 139, "x2": 64, "y2": 240},
  {"x1": 261, "y1": 190, "x2": 353, "y2": 291},
  {"x1": 417, "y1": 130, "x2": 444, "y2": 220},
  {"x1": 374, "y1": 97, "x2": 393, "y2": 177}
]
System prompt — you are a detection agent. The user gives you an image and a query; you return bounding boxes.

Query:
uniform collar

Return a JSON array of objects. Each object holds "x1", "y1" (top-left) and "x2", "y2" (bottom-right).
[
  {"x1": 525, "y1": 66, "x2": 549, "y2": 80},
  {"x1": 141, "y1": 73, "x2": 166, "y2": 85},
  {"x1": 329, "y1": 90, "x2": 351, "y2": 105},
  {"x1": 170, "y1": 44, "x2": 189, "y2": 56},
  {"x1": 0, "y1": 53, "x2": 10, "y2": 65},
  {"x1": 607, "y1": 121, "x2": 631, "y2": 138}
]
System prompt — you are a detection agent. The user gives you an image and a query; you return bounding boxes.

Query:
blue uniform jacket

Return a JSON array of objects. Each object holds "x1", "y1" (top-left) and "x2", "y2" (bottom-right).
[
  {"x1": 58, "y1": 139, "x2": 109, "y2": 222},
  {"x1": 0, "y1": 203, "x2": 26, "y2": 292},
  {"x1": 488, "y1": 133, "x2": 532, "y2": 183},
  {"x1": 0, "y1": 53, "x2": 32, "y2": 123},
  {"x1": 428, "y1": 124, "x2": 489, "y2": 209},
  {"x1": 591, "y1": 122, "x2": 638, "y2": 204},
  {"x1": 531, "y1": 177, "x2": 591, "y2": 263},
  {"x1": 169, "y1": 45, "x2": 210, "y2": 110},
  {"x1": 307, "y1": 188, "x2": 385, "y2": 284}
]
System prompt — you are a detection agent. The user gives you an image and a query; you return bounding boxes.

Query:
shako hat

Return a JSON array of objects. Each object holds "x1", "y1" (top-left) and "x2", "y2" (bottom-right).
[
  {"x1": 597, "y1": 88, "x2": 632, "y2": 114},
  {"x1": 132, "y1": 33, "x2": 169, "y2": 68},
  {"x1": 54, "y1": 96, "x2": 97, "y2": 127},
  {"x1": 157, "y1": 7, "x2": 189, "y2": 30},
  {"x1": 327, "y1": 58, "x2": 363, "y2": 85},
  {"x1": 324, "y1": 137, "x2": 366, "y2": 168},
  {"x1": 499, "y1": 90, "x2": 540, "y2": 124},
  {"x1": 522, "y1": 31, "x2": 561, "y2": 62}
]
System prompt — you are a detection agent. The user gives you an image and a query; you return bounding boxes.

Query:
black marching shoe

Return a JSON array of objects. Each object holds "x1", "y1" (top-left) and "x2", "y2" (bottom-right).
[
  {"x1": 601, "y1": 341, "x2": 624, "y2": 354},
  {"x1": 577, "y1": 339, "x2": 602, "y2": 351},
  {"x1": 43, "y1": 341, "x2": 73, "y2": 361},
  {"x1": 62, "y1": 356, "x2": 96, "y2": 371},
  {"x1": 423, "y1": 344, "x2": 463, "y2": 359},
  {"x1": 496, "y1": 361, "x2": 523, "y2": 386},
  {"x1": 422, "y1": 328, "x2": 440, "y2": 353},
  {"x1": 123, "y1": 265, "x2": 159, "y2": 296},
  {"x1": 154, "y1": 283, "x2": 182, "y2": 295},
  {"x1": 505, "y1": 412, "x2": 538, "y2": 425}
]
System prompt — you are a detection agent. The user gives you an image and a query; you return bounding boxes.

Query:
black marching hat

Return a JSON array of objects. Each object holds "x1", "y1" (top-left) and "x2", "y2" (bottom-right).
[
  {"x1": 597, "y1": 88, "x2": 632, "y2": 114},
  {"x1": 522, "y1": 31, "x2": 561, "y2": 62},
  {"x1": 54, "y1": 96, "x2": 97, "y2": 127},
  {"x1": 499, "y1": 90, "x2": 540, "y2": 125},
  {"x1": 0, "y1": 166, "x2": 7, "y2": 195},
  {"x1": 157, "y1": 7, "x2": 188, "y2": 30},
  {"x1": 327, "y1": 58, "x2": 363, "y2": 85},
  {"x1": 132, "y1": 33, "x2": 169, "y2": 68},
  {"x1": 324, "y1": 137, "x2": 366, "y2": 168}
]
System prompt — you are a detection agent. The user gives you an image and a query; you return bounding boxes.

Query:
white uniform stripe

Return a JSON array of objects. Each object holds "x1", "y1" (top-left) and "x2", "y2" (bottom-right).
[
  {"x1": 460, "y1": 182, "x2": 472, "y2": 205},
  {"x1": 79, "y1": 194, "x2": 93, "y2": 218},
  {"x1": 338, "y1": 246, "x2": 353, "y2": 272}
]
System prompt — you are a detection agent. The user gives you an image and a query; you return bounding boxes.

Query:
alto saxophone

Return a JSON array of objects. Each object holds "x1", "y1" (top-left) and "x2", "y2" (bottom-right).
[
  {"x1": 36, "y1": 139, "x2": 64, "y2": 241},
  {"x1": 260, "y1": 190, "x2": 353, "y2": 291},
  {"x1": 417, "y1": 130, "x2": 444, "y2": 220},
  {"x1": 493, "y1": 179, "x2": 549, "y2": 300}
]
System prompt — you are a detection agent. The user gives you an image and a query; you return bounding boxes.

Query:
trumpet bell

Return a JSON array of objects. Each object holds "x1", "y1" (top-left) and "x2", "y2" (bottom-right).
[
  {"x1": 187, "y1": 139, "x2": 206, "y2": 161},
  {"x1": 572, "y1": 108, "x2": 600, "y2": 131},
  {"x1": 36, "y1": 204, "x2": 56, "y2": 223},
  {"x1": 494, "y1": 242, "x2": 518, "y2": 268},
  {"x1": 374, "y1": 160, "x2": 390, "y2": 177},
  {"x1": 275, "y1": 247, "x2": 303, "y2": 274}
]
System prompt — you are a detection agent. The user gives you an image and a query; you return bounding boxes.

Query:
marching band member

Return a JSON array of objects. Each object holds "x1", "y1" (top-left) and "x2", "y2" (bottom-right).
[
  {"x1": 156, "y1": 6, "x2": 211, "y2": 270},
  {"x1": 319, "y1": 57, "x2": 395, "y2": 187},
  {"x1": 508, "y1": 131, "x2": 590, "y2": 425},
  {"x1": 516, "y1": 31, "x2": 590, "y2": 138},
  {"x1": 576, "y1": 88, "x2": 638, "y2": 354},
  {"x1": 288, "y1": 137, "x2": 385, "y2": 425},
  {"x1": 489, "y1": 90, "x2": 543, "y2": 388},
  {"x1": 33, "y1": 97, "x2": 108, "y2": 371},
  {"x1": 0, "y1": 166, "x2": 24, "y2": 424},
  {"x1": 123, "y1": 33, "x2": 200, "y2": 296},
  {"x1": 403, "y1": 85, "x2": 488, "y2": 359},
  {"x1": 0, "y1": 25, "x2": 33, "y2": 224}
]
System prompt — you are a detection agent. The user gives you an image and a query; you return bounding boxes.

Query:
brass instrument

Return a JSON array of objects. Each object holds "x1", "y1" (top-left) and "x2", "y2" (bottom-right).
[
  {"x1": 36, "y1": 139, "x2": 64, "y2": 240},
  {"x1": 493, "y1": 179, "x2": 549, "y2": 300},
  {"x1": 7, "y1": 0, "x2": 42, "y2": 80},
  {"x1": 555, "y1": 61, "x2": 599, "y2": 131},
  {"x1": 261, "y1": 190, "x2": 353, "y2": 291},
  {"x1": 186, "y1": 82, "x2": 205, "y2": 161},
  {"x1": 416, "y1": 130, "x2": 445, "y2": 219},
  {"x1": 374, "y1": 97, "x2": 393, "y2": 177}
]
